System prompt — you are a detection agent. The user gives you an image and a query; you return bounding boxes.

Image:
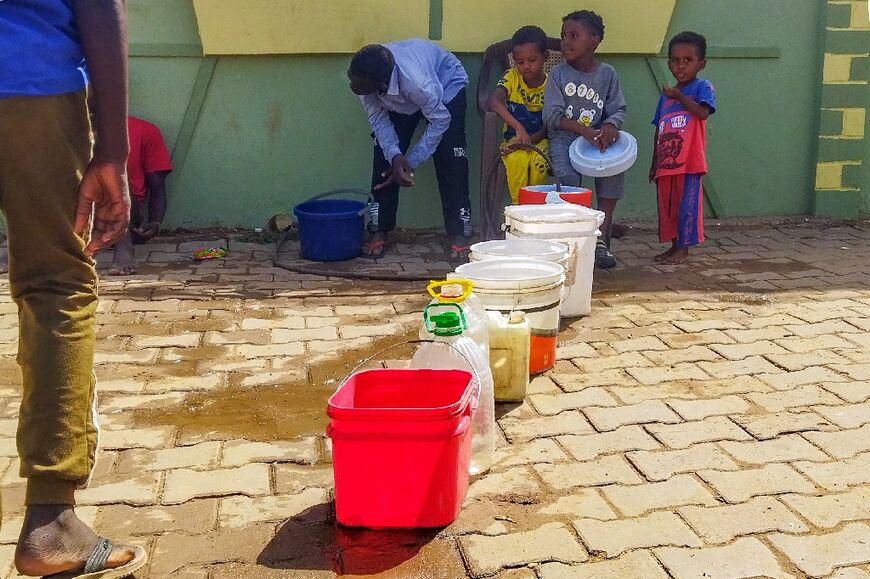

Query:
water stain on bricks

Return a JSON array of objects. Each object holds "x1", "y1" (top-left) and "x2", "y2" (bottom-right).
[{"x1": 131, "y1": 329, "x2": 418, "y2": 442}]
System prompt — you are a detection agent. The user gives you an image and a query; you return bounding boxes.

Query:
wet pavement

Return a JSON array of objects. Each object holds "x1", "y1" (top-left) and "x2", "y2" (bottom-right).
[{"x1": 1, "y1": 219, "x2": 869, "y2": 578}]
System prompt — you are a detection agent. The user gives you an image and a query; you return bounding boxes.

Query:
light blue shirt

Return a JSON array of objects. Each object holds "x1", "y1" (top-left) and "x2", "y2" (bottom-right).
[
  {"x1": 360, "y1": 39, "x2": 468, "y2": 169},
  {"x1": 0, "y1": 0, "x2": 88, "y2": 99}
]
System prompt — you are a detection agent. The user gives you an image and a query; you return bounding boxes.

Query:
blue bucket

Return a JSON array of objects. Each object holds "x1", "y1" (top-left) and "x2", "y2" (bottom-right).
[{"x1": 293, "y1": 190, "x2": 372, "y2": 262}]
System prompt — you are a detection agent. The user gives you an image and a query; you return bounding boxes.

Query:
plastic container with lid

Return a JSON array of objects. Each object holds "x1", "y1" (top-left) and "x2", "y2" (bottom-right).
[
  {"x1": 488, "y1": 311, "x2": 530, "y2": 402},
  {"x1": 412, "y1": 303, "x2": 495, "y2": 475},
  {"x1": 569, "y1": 130, "x2": 638, "y2": 178},
  {"x1": 501, "y1": 205, "x2": 605, "y2": 318}
]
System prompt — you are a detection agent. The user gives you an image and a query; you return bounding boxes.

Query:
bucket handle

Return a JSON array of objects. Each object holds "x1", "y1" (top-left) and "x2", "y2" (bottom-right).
[
  {"x1": 339, "y1": 339, "x2": 482, "y2": 408},
  {"x1": 299, "y1": 189, "x2": 375, "y2": 217}
]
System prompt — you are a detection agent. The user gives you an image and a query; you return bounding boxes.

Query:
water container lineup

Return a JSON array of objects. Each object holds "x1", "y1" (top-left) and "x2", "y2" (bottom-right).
[{"x1": 326, "y1": 203, "x2": 606, "y2": 530}]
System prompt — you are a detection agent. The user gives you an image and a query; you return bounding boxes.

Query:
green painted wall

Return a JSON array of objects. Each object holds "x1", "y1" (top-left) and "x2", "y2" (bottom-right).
[{"x1": 129, "y1": 0, "x2": 829, "y2": 228}]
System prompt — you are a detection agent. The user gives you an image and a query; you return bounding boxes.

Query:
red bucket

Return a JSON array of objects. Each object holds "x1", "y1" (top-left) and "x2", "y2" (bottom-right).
[
  {"x1": 518, "y1": 184, "x2": 593, "y2": 207},
  {"x1": 327, "y1": 368, "x2": 476, "y2": 528}
]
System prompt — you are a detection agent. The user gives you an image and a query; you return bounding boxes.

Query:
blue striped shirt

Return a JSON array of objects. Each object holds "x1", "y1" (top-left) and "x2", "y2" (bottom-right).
[{"x1": 360, "y1": 39, "x2": 468, "y2": 169}]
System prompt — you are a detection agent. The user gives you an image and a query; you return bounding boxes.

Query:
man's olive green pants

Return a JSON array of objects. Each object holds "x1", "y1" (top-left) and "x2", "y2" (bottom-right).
[{"x1": 0, "y1": 90, "x2": 99, "y2": 506}]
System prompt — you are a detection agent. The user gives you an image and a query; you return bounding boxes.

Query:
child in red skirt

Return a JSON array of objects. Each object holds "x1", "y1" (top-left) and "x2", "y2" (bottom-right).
[{"x1": 649, "y1": 31, "x2": 716, "y2": 264}]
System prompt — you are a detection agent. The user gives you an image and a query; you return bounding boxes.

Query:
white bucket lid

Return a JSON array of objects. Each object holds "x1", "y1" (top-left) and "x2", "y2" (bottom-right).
[
  {"x1": 569, "y1": 130, "x2": 638, "y2": 178},
  {"x1": 454, "y1": 258, "x2": 564, "y2": 291},
  {"x1": 519, "y1": 185, "x2": 590, "y2": 194},
  {"x1": 504, "y1": 204, "x2": 605, "y2": 226},
  {"x1": 470, "y1": 240, "x2": 569, "y2": 261}
]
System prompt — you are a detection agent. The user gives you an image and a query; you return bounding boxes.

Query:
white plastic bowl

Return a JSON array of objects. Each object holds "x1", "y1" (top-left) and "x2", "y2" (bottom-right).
[{"x1": 569, "y1": 130, "x2": 638, "y2": 178}]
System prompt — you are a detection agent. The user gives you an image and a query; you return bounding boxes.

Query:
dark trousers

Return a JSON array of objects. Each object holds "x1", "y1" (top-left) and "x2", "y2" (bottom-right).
[{"x1": 370, "y1": 88, "x2": 471, "y2": 237}]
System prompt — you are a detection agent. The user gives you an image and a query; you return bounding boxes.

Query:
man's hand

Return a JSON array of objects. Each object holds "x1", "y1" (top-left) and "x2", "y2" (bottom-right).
[
  {"x1": 649, "y1": 163, "x2": 657, "y2": 184},
  {"x1": 662, "y1": 85, "x2": 683, "y2": 100},
  {"x1": 595, "y1": 123, "x2": 620, "y2": 152},
  {"x1": 374, "y1": 154, "x2": 415, "y2": 190},
  {"x1": 132, "y1": 221, "x2": 161, "y2": 243},
  {"x1": 73, "y1": 161, "x2": 131, "y2": 257}
]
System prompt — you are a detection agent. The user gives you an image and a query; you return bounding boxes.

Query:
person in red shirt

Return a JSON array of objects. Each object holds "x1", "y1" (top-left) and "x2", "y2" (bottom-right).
[
  {"x1": 109, "y1": 116, "x2": 173, "y2": 275},
  {"x1": 649, "y1": 32, "x2": 716, "y2": 265}
]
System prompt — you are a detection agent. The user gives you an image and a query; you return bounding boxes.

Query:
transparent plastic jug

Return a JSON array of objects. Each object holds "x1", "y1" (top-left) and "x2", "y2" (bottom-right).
[
  {"x1": 412, "y1": 303, "x2": 495, "y2": 475},
  {"x1": 421, "y1": 280, "x2": 490, "y2": 360}
]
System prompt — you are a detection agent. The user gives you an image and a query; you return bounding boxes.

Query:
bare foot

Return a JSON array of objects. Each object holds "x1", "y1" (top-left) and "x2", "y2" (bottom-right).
[
  {"x1": 661, "y1": 247, "x2": 689, "y2": 265},
  {"x1": 654, "y1": 243, "x2": 677, "y2": 262},
  {"x1": 15, "y1": 505, "x2": 140, "y2": 576},
  {"x1": 108, "y1": 232, "x2": 136, "y2": 276}
]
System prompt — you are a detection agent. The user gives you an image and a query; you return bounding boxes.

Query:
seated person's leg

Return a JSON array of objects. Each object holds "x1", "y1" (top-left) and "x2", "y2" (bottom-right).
[
  {"x1": 548, "y1": 135, "x2": 582, "y2": 188},
  {"x1": 503, "y1": 149, "x2": 532, "y2": 205},
  {"x1": 108, "y1": 197, "x2": 144, "y2": 276}
]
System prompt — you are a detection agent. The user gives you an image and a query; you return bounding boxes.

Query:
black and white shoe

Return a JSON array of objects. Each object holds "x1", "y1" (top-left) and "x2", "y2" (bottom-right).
[{"x1": 595, "y1": 240, "x2": 617, "y2": 269}]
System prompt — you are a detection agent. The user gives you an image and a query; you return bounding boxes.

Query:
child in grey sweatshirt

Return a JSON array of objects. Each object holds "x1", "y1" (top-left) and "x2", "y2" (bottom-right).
[{"x1": 544, "y1": 10, "x2": 627, "y2": 269}]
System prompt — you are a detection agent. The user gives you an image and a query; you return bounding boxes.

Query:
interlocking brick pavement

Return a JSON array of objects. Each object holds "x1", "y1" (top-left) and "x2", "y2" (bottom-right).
[{"x1": 0, "y1": 220, "x2": 868, "y2": 577}]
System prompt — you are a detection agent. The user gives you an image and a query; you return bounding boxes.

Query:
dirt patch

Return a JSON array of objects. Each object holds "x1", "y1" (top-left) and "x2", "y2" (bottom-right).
[{"x1": 131, "y1": 329, "x2": 419, "y2": 442}]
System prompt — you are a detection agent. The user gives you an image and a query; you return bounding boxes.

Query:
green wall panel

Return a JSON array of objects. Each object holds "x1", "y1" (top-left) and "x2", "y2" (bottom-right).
[
  {"x1": 164, "y1": 55, "x2": 482, "y2": 229},
  {"x1": 660, "y1": 0, "x2": 821, "y2": 216},
  {"x1": 128, "y1": 0, "x2": 826, "y2": 227},
  {"x1": 822, "y1": 83, "x2": 870, "y2": 107},
  {"x1": 842, "y1": 163, "x2": 865, "y2": 189},
  {"x1": 128, "y1": 0, "x2": 201, "y2": 47},
  {"x1": 827, "y1": 3, "x2": 853, "y2": 28},
  {"x1": 815, "y1": 189, "x2": 863, "y2": 217},
  {"x1": 817, "y1": 137, "x2": 866, "y2": 161},
  {"x1": 820, "y1": 109, "x2": 845, "y2": 135},
  {"x1": 825, "y1": 29, "x2": 870, "y2": 54},
  {"x1": 129, "y1": 58, "x2": 202, "y2": 150}
]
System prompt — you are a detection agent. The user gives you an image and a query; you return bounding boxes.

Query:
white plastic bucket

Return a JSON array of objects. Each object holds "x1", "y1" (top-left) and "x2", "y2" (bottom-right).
[
  {"x1": 502, "y1": 205, "x2": 605, "y2": 318},
  {"x1": 503, "y1": 204, "x2": 604, "y2": 237},
  {"x1": 470, "y1": 240, "x2": 569, "y2": 268},
  {"x1": 505, "y1": 232, "x2": 596, "y2": 317},
  {"x1": 451, "y1": 259, "x2": 564, "y2": 374}
]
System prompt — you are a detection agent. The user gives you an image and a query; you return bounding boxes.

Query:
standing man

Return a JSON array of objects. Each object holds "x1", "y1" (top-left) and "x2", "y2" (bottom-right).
[
  {"x1": 348, "y1": 39, "x2": 474, "y2": 259},
  {"x1": 1, "y1": 1, "x2": 147, "y2": 576},
  {"x1": 109, "y1": 116, "x2": 173, "y2": 276}
]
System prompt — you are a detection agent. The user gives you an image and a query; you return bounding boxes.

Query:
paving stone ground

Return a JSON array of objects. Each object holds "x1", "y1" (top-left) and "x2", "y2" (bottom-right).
[{"x1": 1, "y1": 220, "x2": 869, "y2": 578}]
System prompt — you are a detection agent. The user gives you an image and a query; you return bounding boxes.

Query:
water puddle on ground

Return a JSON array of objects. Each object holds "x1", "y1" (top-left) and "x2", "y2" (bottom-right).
[
  {"x1": 727, "y1": 258, "x2": 814, "y2": 275},
  {"x1": 132, "y1": 329, "x2": 418, "y2": 442}
]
